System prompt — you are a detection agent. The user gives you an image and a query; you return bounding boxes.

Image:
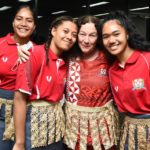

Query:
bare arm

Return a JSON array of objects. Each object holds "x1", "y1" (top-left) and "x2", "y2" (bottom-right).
[{"x1": 13, "y1": 91, "x2": 28, "y2": 150}]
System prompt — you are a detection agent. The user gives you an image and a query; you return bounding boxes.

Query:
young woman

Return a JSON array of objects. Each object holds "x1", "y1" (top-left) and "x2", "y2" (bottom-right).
[
  {"x1": 63, "y1": 15, "x2": 118, "y2": 150},
  {"x1": 12, "y1": 15, "x2": 78, "y2": 150},
  {"x1": 100, "y1": 10, "x2": 150, "y2": 150},
  {"x1": 0, "y1": 5, "x2": 36, "y2": 150}
]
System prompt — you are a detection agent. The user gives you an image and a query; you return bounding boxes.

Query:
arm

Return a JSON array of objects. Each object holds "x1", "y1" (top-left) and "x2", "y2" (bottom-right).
[{"x1": 13, "y1": 91, "x2": 28, "y2": 150}]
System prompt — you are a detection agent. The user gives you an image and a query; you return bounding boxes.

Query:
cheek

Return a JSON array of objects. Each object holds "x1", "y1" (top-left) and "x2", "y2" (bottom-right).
[
  {"x1": 72, "y1": 37, "x2": 77, "y2": 44},
  {"x1": 12, "y1": 22, "x2": 17, "y2": 30},
  {"x1": 102, "y1": 39, "x2": 108, "y2": 47},
  {"x1": 29, "y1": 24, "x2": 35, "y2": 31},
  {"x1": 77, "y1": 38, "x2": 83, "y2": 46},
  {"x1": 78, "y1": 36, "x2": 83, "y2": 43},
  {"x1": 90, "y1": 38, "x2": 97, "y2": 44},
  {"x1": 120, "y1": 35, "x2": 128, "y2": 45}
]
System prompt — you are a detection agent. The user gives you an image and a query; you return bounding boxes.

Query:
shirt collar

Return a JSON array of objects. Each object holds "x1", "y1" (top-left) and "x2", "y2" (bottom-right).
[
  {"x1": 112, "y1": 50, "x2": 140, "y2": 69},
  {"x1": 126, "y1": 50, "x2": 140, "y2": 64},
  {"x1": 49, "y1": 48, "x2": 65, "y2": 64},
  {"x1": 49, "y1": 48, "x2": 58, "y2": 60},
  {"x1": 6, "y1": 33, "x2": 17, "y2": 45}
]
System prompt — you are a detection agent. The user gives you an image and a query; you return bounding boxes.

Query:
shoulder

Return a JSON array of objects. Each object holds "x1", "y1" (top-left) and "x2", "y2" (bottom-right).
[
  {"x1": 99, "y1": 50, "x2": 105, "y2": 58},
  {"x1": 32, "y1": 44, "x2": 45, "y2": 56},
  {"x1": 140, "y1": 51, "x2": 150, "y2": 61},
  {"x1": 0, "y1": 35, "x2": 7, "y2": 44},
  {"x1": 98, "y1": 50, "x2": 110, "y2": 64},
  {"x1": 141, "y1": 51, "x2": 150, "y2": 56},
  {"x1": 29, "y1": 44, "x2": 45, "y2": 65},
  {"x1": 140, "y1": 51, "x2": 150, "y2": 66}
]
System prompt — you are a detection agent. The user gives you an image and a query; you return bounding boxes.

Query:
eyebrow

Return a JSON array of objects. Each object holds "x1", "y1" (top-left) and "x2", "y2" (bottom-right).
[{"x1": 103, "y1": 30, "x2": 120, "y2": 35}]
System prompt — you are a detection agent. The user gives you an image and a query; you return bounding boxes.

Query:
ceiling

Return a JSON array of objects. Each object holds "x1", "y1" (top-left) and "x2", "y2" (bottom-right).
[
  {"x1": 0, "y1": 0, "x2": 149, "y2": 37},
  {"x1": 0, "y1": 0, "x2": 149, "y2": 18}
]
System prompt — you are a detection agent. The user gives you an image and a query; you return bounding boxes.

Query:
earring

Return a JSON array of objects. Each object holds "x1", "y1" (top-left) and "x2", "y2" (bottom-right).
[{"x1": 127, "y1": 35, "x2": 129, "y2": 40}]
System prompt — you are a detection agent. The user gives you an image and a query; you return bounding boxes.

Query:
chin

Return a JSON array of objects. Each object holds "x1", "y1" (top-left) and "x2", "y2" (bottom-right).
[
  {"x1": 82, "y1": 50, "x2": 90, "y2": 54},
  {"x1": 108, "y1": 50, "x2": 119, "y2": 56},
  {"x1": 18, "y1": 33, "x2": 30, "y2": 37},
  {"x1": 110, "y1": 52, "x2": 118, "y2": 56},
  {"x1": 19, "y1": 35, "x2": 29, "y2": 39},
  {"x1": 62, "y1": 47, "x2": 71, "y2": 51}
]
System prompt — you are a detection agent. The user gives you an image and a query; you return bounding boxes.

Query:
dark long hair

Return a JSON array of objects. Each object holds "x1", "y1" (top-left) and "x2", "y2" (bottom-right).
[
  {"x1": 44, "y1": 16, "x2": 77, "y2": 64},
  {"x1": 12, "y1": 5, "x2": 37, "y2": 42},
  {"x1": 99, "y1": 10, "x2": 150, "y2": 63}
]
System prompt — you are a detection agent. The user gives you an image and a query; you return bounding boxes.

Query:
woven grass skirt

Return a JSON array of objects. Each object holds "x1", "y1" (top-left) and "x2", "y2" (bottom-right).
[
  {"x1": 0, "y1": 98, "x2": 14, "y2": 141},
  {"x1": 120, "y1": 115, "x2": 150, "y2": 150},
  {"x1": 27, "y1": 101, "x2": 65, "y2": 148},
  {"x1": 63, "y1": 100, "x2": 119, "y2": 150}
]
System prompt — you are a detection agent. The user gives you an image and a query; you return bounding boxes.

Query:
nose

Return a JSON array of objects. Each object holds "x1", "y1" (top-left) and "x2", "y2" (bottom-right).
[
  {"x1": 108, "y1": 36, "x2": 115, "y2": 43},
  {"x1": 21, "y1": 19, "x2": 27, "y2": 26},
  {"x1": 67, "y1": 33, "x2": 72, "y2": 40},
  {"x1": 83, "y1": 35, "x2": 90, "y2": 43}
]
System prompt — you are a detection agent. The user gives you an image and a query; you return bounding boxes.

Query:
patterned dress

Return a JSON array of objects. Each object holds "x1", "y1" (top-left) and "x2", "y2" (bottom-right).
[{"x1": 64, "y1": 51, "x2": 118, "y2": 150}]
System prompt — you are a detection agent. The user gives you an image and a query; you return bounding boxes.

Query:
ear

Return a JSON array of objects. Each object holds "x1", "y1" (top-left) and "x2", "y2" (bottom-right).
[
  {"x1": 33, "y1": 25, "x2": 36, "y2": 32},
  {"x1": 12, "y1": 21, "x2": 15, "y2": 29},
  {"x1": 51, "y1": 27, "x2": 56, "y2": 37},
  {"x1": 127, "y1": 34, "x2": 129, "y2": 40}
]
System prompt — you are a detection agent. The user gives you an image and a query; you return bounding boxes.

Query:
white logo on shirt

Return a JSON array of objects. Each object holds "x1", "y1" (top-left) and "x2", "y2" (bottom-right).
[
  {"x1": 2, "y1": 57, "x2": 8, "y2": 62},
  {"x1": 132, "y1": 78, "x2": 146, "y2": 90},
  {"x1": 46, "y1": 76, "x2": 52, "y2": 82},
  {"x1": 115, "y1": 86, "x2": 118, "y2": 92},
  {"x1": 99, "y1": 68, "x2": 107, "y2": 76}
]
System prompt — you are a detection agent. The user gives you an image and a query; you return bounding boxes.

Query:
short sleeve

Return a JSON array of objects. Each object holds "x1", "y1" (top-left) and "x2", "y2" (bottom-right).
[{"x1": 15, "y1": 45, "x2": 44, "y2": 95}]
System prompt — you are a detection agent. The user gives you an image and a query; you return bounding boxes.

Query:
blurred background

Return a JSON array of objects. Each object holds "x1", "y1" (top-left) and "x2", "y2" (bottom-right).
[{"x1": 0, "y1": 0, "x2": 150, "y2": 42}]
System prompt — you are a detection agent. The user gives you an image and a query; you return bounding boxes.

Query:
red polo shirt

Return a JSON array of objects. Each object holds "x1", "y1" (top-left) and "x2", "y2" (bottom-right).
[
  {"x1": 0, "y1": 33, "x2": 20, "y2": 90},
  {"x1": 109, "y1": 50, "x2": 150, "y2": 114},
  {"x1": 15, "y1": 45, "x2": 66, "y2": 102}
]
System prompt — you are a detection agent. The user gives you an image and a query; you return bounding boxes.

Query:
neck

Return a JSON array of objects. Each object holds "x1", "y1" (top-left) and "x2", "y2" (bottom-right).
[
  {"x1": 50, "y1": 41, "x2": 63, "y2": 57},
  {"x1": 82, "y1": 49, "x2": 99, "y2": 61},
  {"x1": 117, "y1": 47, "x2": 134, "y2": 66},
  {"x1": 13, "y1": 35, "x2": 30, "y2": 45}
]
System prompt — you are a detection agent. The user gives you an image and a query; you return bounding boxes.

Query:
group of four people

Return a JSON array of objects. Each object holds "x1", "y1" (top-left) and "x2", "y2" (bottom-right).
[{"x1": 0, "y1": 4, "x2": 150, "y2": 150}]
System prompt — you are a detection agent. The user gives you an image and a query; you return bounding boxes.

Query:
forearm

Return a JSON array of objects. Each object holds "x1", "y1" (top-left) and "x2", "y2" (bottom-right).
[{"x1": 13, "y1": 91, "x2": 27, "y2": 145}]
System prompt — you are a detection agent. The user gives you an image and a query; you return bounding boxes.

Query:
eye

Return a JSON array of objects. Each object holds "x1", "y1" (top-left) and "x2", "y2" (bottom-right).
[
  {"x1": 27, "y1": 19, "x2": 34, "y2": 23},
  {"x1": 89, "y1": 34, "x2": 97, "y2": 38},
  {"x1": 102, "y1": 34, "x2": 109, "y2": 39},
  {"x1": 63, "y1": 29, "x2": 69, "y2": 34},
  {"x1": 15, "y1": 16, "x2": 22, "y2": 21},
  {"x1": 72, "y1": 33, "x2": 77, "y2": 38},
  {"x1": 113, "y1": 31, "x2": 120, "y2": 37},
  {"x1": 78, "y1": 33, "x2": 86, "y2": 37},
  {"x1": 114, "y1": 33, "x2": 120, "y2": 36}
]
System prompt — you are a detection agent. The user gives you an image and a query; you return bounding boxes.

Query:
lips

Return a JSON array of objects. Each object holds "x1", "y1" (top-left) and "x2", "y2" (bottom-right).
[
  {"x1": 108, "y1": 43, "x2": 119, "y2": 51},
  {"x1": 110, "y1": 45, "x2": 118, "y2": 50},
  {"x1": 64, "y1": 40, "x2": 73, "y2": 45},
  {"x1": 18, "y1": 28, "x2": 28, "y2": 33}
]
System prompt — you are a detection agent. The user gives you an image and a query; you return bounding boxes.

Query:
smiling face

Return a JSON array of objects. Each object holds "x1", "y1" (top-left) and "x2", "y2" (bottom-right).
[
  {"x1": 50, "y1": 20, "x2": 78, "y2": 56},
  {"x1": 78, "y1": 22, "x2": 98, "y2": 55},
  {"x1": 102, "y1": 20, "x2": 129, "y2": 57},
  {"x1": 12, "y1": 7, "x2": 35, "y2": 44}
]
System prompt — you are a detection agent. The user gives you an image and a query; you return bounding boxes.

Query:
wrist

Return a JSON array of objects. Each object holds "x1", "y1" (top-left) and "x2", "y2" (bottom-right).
[{"x1": 15, "y1": 141, "x2": 25, "y2": 145}]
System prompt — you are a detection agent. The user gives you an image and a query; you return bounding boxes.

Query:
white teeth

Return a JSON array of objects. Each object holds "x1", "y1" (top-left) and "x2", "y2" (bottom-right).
[
  {"x1": 19, "y1": 29, "x2": 27, "y2": 33},
  {"x1": 110, "y1": 45, "x2": 118, "y2": 50}
]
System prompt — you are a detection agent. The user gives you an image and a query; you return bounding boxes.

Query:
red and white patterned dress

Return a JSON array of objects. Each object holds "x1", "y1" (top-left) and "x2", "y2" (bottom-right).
[{"x1": 64, "y1": 51, "x2": 118, "y2": 150}]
